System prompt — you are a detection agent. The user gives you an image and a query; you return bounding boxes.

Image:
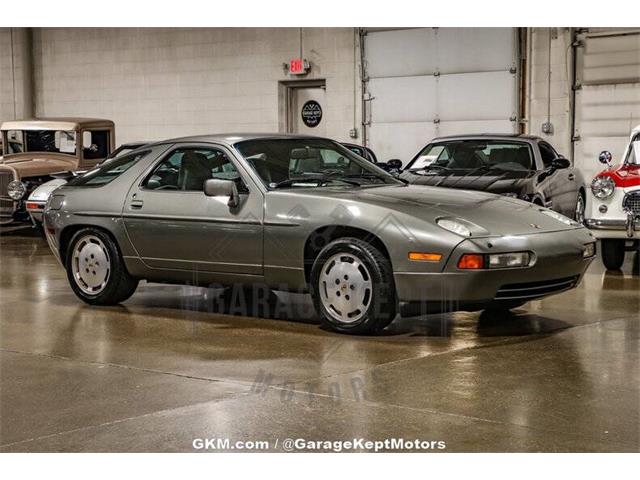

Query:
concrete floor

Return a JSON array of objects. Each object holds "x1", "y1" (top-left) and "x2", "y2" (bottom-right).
[{"x1": 0, "y1": 225, "x2": 638, "y2": 452}]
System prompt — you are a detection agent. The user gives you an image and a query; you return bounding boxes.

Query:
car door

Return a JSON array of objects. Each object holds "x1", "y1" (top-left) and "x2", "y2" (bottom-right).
[
  {"x1": 122, "y1": 144, "x2": 264, "y2": 275},
  {"x1": 538, "y1": 141, "x2": 576, "y2": 216}
]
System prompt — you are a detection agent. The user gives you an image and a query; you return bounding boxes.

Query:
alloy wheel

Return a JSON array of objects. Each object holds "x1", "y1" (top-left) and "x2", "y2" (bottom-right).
[
  {"x1": 319, "y1": 252, "x2": 373, "y2": 324},
  {"x1": 71, "y1": 234, "x2": 111, "y2": 295}
]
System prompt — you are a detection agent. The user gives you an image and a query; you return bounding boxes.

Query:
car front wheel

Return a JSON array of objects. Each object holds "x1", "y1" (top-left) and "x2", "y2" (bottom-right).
[
  {"x1": 601, "y1": 239, "x2": 625, "y2": 270},
  {"x1": 310, "y1": 237, "x2": 397, "y2": 335},
  {"x1": 66, "y1": 228, "x2": 139, "y2": 305}
]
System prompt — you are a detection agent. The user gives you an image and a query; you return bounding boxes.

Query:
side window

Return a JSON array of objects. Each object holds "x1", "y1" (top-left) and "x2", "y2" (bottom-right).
[
  {"x1": 83, "y1": 130, "x2": 110, "y2": 160},
  {"x1": 4, "y1": 130, "x2": 23, "y2": 153},
  {"x1": 143, "y1": 147, "x2": 247, "y2": 192},
  {"x1": 539, "y1": 142, "x2": 557, "y2": 168}
]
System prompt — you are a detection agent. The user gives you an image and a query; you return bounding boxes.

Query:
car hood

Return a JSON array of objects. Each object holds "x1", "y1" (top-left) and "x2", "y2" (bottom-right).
[
  {"x1": 28, "y1": 178, "x2": 69, "y2": 201},
  {"x1": 399, "y1": 168, "x2": 535, "y2": 194},
  {"x1": 288, "y1": 184, "x2": 580, "y2": 237},
  {"x1": 0, "y1": 154, "x2": 76, "y2": 178}
]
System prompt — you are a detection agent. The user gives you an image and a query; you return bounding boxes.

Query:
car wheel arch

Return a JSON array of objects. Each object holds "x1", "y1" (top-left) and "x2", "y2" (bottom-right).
[{"x1": 303, "y1": 225, "x2": 392, "y2": 284}]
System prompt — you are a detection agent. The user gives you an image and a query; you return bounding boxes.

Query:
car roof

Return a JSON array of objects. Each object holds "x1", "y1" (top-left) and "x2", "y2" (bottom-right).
[
  {"x1": 149, "y1": 132, "x2": 331, "y2": 147},
  {"x1": 1, "y1": 117, "x2": 115, "y2": 131},
  {"x1": 430, "y1": 133, "x2": 542, "y2": 142}
]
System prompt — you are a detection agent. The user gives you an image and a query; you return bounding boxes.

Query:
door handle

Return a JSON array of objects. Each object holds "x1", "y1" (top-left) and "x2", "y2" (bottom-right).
[
  {"x1": 130, "y1": 199, "x2": 144, "y2": 209},
  {"x1": 568, "y1": 173, "x2": 575, "y2": 181}
]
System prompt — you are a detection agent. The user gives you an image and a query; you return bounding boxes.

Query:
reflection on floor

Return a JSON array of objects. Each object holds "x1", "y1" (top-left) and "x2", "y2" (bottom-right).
[{"x1": 0, "y1": 226, "x2": 638, "y2": 452}]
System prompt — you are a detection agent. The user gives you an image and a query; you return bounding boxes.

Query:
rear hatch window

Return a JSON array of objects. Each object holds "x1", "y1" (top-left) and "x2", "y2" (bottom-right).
[{"x1": 67, "y1": 150, "x2": 149, "y2": 187}]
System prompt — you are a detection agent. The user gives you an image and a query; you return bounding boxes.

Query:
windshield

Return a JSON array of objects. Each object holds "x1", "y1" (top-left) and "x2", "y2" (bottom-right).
[
  {"x1": 3, "y1": 130, "x2": 78, "y2": 155},
  {"x1": 408, "y1": 140, "x2": 534, "y2": 172},
  {"x1": 234, "y1": 138, "x2": 400, "y2": 189},
  {"x1": 625, "y1": 134, "x2": 640, "y2": 165}
]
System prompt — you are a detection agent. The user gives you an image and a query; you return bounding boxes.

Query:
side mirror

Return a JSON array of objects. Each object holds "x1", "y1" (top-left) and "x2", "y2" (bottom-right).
[
  {"x1": 599, "y1": 150, "x2": 612, "y2": 166},
  {"x1": 386, "y1": 159, "x2": 403, "y2": 170},
  {"x1": 551, "y1": 157, "x2": 571, "y2": 169},
  {"x1": 204, "y1": 178, "x2": 240, "y2": 208}
]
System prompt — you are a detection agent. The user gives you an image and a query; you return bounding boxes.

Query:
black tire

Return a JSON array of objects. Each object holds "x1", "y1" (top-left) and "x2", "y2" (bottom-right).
[
  {"x1": 601, "y1": 239, "x2": 625, "y2": 270},
  {"x1": 65, "y1": 227, "x2": 139, "y2": 305},
  {"x1": 310, "y1": 237, "x2": 397, "y2": 335}
]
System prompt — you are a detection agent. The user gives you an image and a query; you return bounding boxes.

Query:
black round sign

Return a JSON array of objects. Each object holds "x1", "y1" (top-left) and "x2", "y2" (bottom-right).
[{"x1": 301, "y1": 100, "x2": 323, "y2": 128}]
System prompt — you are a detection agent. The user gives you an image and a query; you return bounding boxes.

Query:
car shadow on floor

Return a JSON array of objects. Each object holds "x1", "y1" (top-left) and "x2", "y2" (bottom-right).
[
  {"x1": 384, "y1": 309, "x2": 573, "y2": 338},
  {"x1": 111, "y1": 282, "x2": 576, "y2": 340}
]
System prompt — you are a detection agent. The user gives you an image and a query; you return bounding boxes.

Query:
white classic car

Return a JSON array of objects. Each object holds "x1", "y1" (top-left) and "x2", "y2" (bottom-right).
[{"x1": 586, "y1": 124, "x2": 640, "y2": 270}]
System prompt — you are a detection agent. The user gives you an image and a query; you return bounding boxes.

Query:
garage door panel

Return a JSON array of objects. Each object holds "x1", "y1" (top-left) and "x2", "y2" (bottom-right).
[
  {"x1": 366, "y1": 29, "x2": 437, "y2": 78},
  {"x1": 366, "y1": 28, "x2": 516, "y2": 78},
  {"x1": 369, "y1": 122, "x2": 436, "y2": 164},
  {"x1": 575, "y1": 84, "x2": 640, "y2": 138},
  {"x1": 365, "y1": 27, "x2": 518, "y2": 160},
  {"x1": 434, "y1": 28, "x2": 515, "y2": 74},
  {"x1": 368, "y1": 76, "x2": 436, "y2": 123},
  {"x1": 574, "y1": 30, "x2": 640, "y2": 193},
  {"x1": 582, "y1": 33, "x2": 640, "y2": 84},
  {"x1": 438, "y1": 119, "x2": 515, "y2": 137},
  {"x1": 438, "y1": 71, "x2": 516, "y2": 120}
]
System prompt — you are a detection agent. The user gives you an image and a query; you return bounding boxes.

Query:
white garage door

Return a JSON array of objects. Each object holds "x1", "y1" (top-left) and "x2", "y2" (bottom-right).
[
  {"x1": 573, "y1": 29, "x2": 640, "y2": 182},
  {"x1": 363, "y1": 28, "x2": 519, "y2": 164}
]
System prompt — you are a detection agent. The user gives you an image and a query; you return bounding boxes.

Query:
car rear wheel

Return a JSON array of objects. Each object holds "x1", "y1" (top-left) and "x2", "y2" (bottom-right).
[
  {"x1": 66, "y1": 228, "x2": 139, "y2": 305},
  {"x1": 601, "y1": 239, "x2": 625, "y2": 270},
  {"x1": 310, "y1": 237, "x2": 396, "y2": 335}
]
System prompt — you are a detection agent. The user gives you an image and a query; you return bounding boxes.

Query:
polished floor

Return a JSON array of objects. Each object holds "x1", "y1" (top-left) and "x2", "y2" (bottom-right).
[{"x1": 0, "y1": 225, "x2": 638, "y2": 452}]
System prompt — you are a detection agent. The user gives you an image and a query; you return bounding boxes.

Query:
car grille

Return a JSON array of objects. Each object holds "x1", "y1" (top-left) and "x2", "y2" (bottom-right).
[
  {"x1": 623, "y1": 191, "x2": 640, "y2": 217},
  {"x1": 494, "y1": 276, "x2": 579, "y2": 301},
  {"x1": 0, "y1": 170, "x2": 16, "y2": 218}
]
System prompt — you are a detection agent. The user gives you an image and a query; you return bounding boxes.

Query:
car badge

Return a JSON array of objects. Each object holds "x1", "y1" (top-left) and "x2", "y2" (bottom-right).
[{"x1": 530, "y1": 223, "x2": 542, "y2": 229}]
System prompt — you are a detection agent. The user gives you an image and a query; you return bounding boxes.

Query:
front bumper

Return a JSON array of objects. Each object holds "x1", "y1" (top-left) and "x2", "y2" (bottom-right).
[
  {"x1": 394, "y1": 228, "x2": 595, "y2": 309},
  {"x1": 585, "y1": 216, "x2": 639, "y2": 239}
]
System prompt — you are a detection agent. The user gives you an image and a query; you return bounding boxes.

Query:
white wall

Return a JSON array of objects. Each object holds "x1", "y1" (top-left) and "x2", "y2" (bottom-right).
[
  {"x1": 30, "y1": 28, "x2": 361, "y2": 144},
  {"x1": 526, "y1": 27, "x2": 574, "y2": 159}
]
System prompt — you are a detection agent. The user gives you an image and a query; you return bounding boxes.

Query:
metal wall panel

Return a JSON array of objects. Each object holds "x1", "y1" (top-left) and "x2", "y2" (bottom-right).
[
  {"x1": 574, "y1": 30, "x2": 640, "y2": 186},
  {"x1": 573, "y1": 83, "x2": 640, "y2": 181},
  {"x1": 580, "y1": 32, "x2": 640, "y2": 85},
  {"x1": 368, "y1": 71, "x2": 517, "y2": 161},
  {"x1": 364, "y1": 27, "x2": 518, "y2": 163}
]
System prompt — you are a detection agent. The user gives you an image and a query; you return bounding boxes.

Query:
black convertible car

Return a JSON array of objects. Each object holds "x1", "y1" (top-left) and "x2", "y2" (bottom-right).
[{"x1": 400, "y1": 134, "x2": 586, "y2": 222}]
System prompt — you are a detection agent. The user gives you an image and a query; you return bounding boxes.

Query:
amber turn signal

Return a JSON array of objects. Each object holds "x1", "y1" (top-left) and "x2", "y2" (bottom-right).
[
  {"x1": 457, "y1": 254, "x2": 484, "y2": 270},
  {"x1": 408, "y1": 252, "x2": 442, "y2": 262}
]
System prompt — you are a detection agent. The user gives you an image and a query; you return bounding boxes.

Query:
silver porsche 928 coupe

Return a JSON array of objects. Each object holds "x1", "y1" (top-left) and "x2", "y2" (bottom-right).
[{"x1": 43, "y1": 134, "x2": 596, "y2": 334}]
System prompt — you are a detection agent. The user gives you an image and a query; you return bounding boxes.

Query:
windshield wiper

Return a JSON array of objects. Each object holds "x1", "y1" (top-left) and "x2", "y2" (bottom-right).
[
  {"x1": 271, "y1": 174, "x2": 362, "y2": 189},
  {"x1": 407, "y1": 164, "x2": 450, "y2": 173}
]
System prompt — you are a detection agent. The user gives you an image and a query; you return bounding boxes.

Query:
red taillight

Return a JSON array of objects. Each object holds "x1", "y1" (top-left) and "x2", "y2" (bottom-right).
[{"x1": 457, "y1": 254, "x2": 484, "y2": 270}]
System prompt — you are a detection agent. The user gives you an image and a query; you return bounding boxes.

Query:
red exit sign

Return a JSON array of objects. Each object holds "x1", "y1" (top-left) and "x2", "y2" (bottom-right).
[{"x1": 289, "y1": 58, "x2": 309, "y2": 75}]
